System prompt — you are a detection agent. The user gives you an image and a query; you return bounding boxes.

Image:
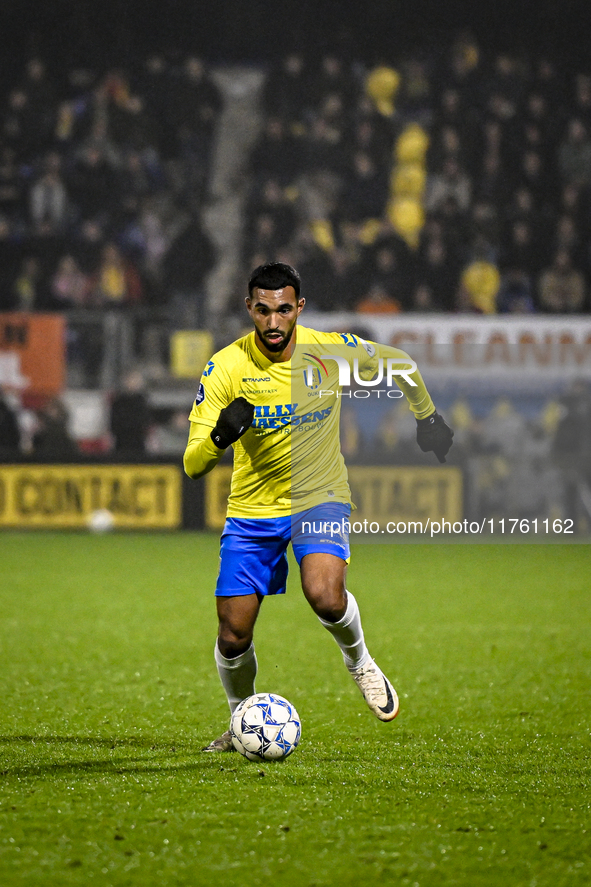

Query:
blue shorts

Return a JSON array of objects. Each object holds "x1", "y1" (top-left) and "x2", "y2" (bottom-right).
[{"x1": 215, "y1": 502, "x2": 351, "y2": 597}]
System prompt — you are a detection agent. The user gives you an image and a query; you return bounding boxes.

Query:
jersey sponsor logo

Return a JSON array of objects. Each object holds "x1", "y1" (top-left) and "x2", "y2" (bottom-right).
[
  {"x1": 242, "y1": 376, "x2": 271, "y2": 382},
  {"x1": 251, "y1": 402, "x2": 333, "y2": 429},
  {"x1": 195, "y1": 382, "x2": 205, "y2": 406},
  {"x1": 239, "y1": 387, "x2": 278, "y2": 395},
  {"x1": 203, "y1": 360, "x2": 215, "y2": 377}
]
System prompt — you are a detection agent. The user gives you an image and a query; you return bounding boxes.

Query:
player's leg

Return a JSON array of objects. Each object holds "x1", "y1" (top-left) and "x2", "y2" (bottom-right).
[
  {"x1": 299, "y1": 552, "x2": 399, "y2": 722},
  {"x1": 203, "y1": 593, "x2": 262, "y2": 752},
  {"x1": 215, "y1": 592, "x2": 262, "y2": 707},
  {"x1": 300, "y1": 552, "x2": 363, "y2": 663},
  {"x1": 204, "y1": 516, "x2": 291, "y2": 751}
]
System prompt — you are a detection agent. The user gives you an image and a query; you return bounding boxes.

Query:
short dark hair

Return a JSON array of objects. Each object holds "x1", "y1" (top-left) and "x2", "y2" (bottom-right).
[{"x1": 248, "y1": 262, "x2": 301, "y2": 297}]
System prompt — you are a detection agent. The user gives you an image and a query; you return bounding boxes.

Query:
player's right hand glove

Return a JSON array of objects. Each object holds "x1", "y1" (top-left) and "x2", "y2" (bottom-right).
[
  {"x1": 416, "y1": 411, "x2": 454, "y2": 463},
  {"x1": 211, "y1": 397, "x2": 255, "y2": 449}
]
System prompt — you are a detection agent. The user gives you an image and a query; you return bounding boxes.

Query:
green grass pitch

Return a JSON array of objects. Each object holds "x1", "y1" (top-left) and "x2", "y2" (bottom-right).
[{"x1": 1, "y1": 533, "x2": 590, "y2": 887}]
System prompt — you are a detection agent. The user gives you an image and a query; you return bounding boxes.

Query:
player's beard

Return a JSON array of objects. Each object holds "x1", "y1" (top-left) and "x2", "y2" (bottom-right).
[{"x1": 256, "y1": 320, "x2": 296, "y2": 354}]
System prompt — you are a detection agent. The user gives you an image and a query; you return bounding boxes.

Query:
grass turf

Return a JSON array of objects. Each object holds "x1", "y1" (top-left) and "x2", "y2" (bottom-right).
[{"x1": 0, "y1": 533, "x2": 590, "y2": 886}]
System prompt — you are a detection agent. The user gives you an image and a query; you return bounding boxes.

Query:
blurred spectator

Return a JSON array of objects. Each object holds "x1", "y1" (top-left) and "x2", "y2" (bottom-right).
[
  {"x1": 304, "y1": 115, "x2": 347, "y2": 178},
  {"x1": 558, "y1": 119, "x2": 591, "y2": 188},
  {"x1": 571, "y1": 74, "x2": 591, "y2": 127},
  {"x1": 501, "y1": 220, "x2": 540, "y2": 272},
  {"x1": 12, "y1": 256, "x2": 49, "y2": 311},
  {"x1": 2, "y1": 89, "x2": 40, "y2": 161},
  {"x1": 110, "y1": 370, "x2": 150, "y2": 454},
  {"x1": 356, "y1": 283, "x2": 401, "y2": 314},
  {"x1": 483, "y1": 398, "x2": 527, "y2": 458},
  {"x1": 72, "y1": 218, "x2": 106, "y2": 274},
  {"x1": 552, "y1": 381, "x2": 591, "y2": 525},
  {"x1": 457, "y1": 247, "x2": 501, "y2": 313},
  {"x1": 411, "y1": 283, "x2": 439, "y2": 311},
  {"x1": 32, "y1": 397, "x2": 78, "y2": 459},
  {"x1": 349, "y1": 116, "x2": 393, "y2": 170},
  {"x1": 425, "y1": 157, "x2": 472, "y2": 213},
  {"x1": 0, "y1": 218, "x2": 21, "y2": 309},
  {"x1": 29, "y1": 153, "x2": 69, "y2": 233},
  {"x1": 296, "y1": 232, "x2": 337, "y2": 311},
  {"x1": 0, "y1": 147, "x2": 25, "y2": 225},
  {"x1": 496, "y1": 268, "x2": 535, "y2": 313},
  {"x1": 557, "y1": 183, "x2": 586, "y2": 231},
  {"x1": 91, "y1": 242, "x2": 143, "y2": 306},
  {"x1": 70, "y1": 145, "x2": 118, "y2": 223},
  {"x1": 262, "y1": 53, "x2": 309, "y2": 123},
  {"x1": 245, "y1": 179, "x2": 297, "y2": 253},
  {"x1": 166, "y1": 57, "x2": 223, "y2": 202},
  {"x1": 361, "y1": 242, "x2": 411, "y2": 308},
  {"x1": 538, "y1": 250, "x2": 585, "y2": 312},
  {"x1": 135, "y1": 197, "x2": 170, "y2": 280},
  {"x1": 137, "y1": 55, "x2": 172, "y2": 157},
  {"x1": 115, "y1": 151, "x2": 159, "y2": 226},
  {"x1": 148, "y1": 409, "x2": 190, "y2": 455},
  {"x1": 340, "y1": 406, "x2": 360, "y2": 459},
  {"x1": 19, "y1": 58, "x2": 58, "y2": 148},
  {"x1": 163, "y1": 213, "x2": 216, "y2": 328},
  {"x1": 517, "y1": 150, "x2": 553, "y2": 210},
  {"x1": 417, "y1": 232, "x2": 459, "y2": 310},
  {"x1": 341, "y1": 152, "x2": 388, "y2": 222},
  {"x1": 49, "y1": 255, "x2": 90, "y2": 308},
  {"x1": 0, "y1": 389, "x2": 21, "y2": 456},
  {"x1": 552, "y1": 214, "x2": 587, "y2": 272},
  {"x1": 250, "y1": 118, "x2": 300, "y2": 187},
  {"x1": 109, "y1": 93, "x2": 157, "y2": 156},
  {"x1": 475, "y1": 151, "x2": 509, "y2": 206}
]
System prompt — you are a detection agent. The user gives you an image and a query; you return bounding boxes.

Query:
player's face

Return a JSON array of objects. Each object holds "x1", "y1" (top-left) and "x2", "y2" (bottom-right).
[{"x1": 246, "y1": 286, "x2": 305, "y2": 360}]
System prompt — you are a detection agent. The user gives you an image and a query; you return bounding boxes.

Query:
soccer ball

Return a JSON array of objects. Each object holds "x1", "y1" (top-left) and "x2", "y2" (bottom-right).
[
  {"x1": 230, "y1": 693, "x2": 301, "y2": 761},
  {"x1": 87, "y1": 508, "x2": 115, "y2": 533}
]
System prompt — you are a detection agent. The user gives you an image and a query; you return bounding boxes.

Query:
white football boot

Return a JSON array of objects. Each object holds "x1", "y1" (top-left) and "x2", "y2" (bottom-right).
[
  {"x1": 202, "y1": 729, "x2": 235, "y2": 752},
  {"x1": 350, "y1": 657, "x2": 399, "y2": 721}
]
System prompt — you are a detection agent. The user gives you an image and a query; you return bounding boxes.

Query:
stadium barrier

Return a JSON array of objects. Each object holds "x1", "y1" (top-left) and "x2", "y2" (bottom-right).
[
  {"x1": 0, "y1": 460, "x2": 461, "y2": 532},
  {"x1": 0, "y1": 460, "x2": 204, "y2": 530}
]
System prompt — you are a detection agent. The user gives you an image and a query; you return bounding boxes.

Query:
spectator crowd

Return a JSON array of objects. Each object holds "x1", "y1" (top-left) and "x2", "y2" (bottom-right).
[
  {"x1": 2, "y1": 36, "x2": 591, "y2": 319},
  {"x1": 239, "y1": 33, "x2": 591, "y2": 314},
  {"x1": 0, "y1": 54, "x2": 218, "y2": 314}
]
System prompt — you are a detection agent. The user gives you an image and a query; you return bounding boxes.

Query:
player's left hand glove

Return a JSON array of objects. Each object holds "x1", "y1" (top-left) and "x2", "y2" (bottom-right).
[
  {"x1": 211, "y1": 397, "x2": 255, "y2": 449},
  {"x1": 416, "y1": 411, "x2": 454, "y2": 463}
]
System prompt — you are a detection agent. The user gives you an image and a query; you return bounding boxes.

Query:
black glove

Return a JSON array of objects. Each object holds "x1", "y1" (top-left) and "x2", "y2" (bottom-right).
[
  {"x1": 416, "y1": 411, "x2": 454, "y2": 463},
  {"x1": 211, "y1": 397, "x2": 255, "y2": 449}
]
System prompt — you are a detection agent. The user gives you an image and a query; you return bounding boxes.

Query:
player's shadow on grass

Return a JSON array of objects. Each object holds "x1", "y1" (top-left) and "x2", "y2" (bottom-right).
[{"x1": 0, "y1": 735, "x2": 215, "y2": 778}]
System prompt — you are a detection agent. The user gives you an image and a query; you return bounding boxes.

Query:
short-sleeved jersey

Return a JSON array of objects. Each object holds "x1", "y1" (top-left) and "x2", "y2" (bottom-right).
[{"x1": 187, "y1": 325, "x2": 434, "y2": 519}]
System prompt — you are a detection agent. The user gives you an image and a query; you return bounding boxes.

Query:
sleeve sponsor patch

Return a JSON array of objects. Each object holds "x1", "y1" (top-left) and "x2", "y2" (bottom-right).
[
  {"x1": 195, "y1": 382, "x2": 205, "y2": 406},
  {"x1": 339, "y1": 333, "x2": 359, "y2": 348},
  {"x1": 358, "y1": 336, "x2": 376, "y2": 358}
]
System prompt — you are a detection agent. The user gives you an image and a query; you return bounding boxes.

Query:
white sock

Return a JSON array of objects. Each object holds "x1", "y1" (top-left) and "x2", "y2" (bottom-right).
[
  {"x1": 318, "y1": 591, "x2": 370, "y2": 671},
  {"x1": 214, "y1": 642, "x2": 258, "y2": 714}
]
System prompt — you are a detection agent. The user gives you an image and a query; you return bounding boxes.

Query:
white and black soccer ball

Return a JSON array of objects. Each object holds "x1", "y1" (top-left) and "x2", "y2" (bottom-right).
[
  {"x1": 87, "y1": 508, "x2": 115, "y2": 533},
  {"x1": 230, "y1": 693, "x2": 301, "y2": 761}
]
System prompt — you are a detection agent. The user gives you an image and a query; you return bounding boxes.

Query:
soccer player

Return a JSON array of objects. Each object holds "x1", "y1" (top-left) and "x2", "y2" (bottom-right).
[{"x1": 184, "y1": 262, "x2": 453, "y2": 751}]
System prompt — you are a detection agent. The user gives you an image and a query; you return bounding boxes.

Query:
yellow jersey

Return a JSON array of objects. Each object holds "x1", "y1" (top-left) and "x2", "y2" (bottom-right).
[{"x1": 184, "y1": 325, "x2": 435, "y2": 519}]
